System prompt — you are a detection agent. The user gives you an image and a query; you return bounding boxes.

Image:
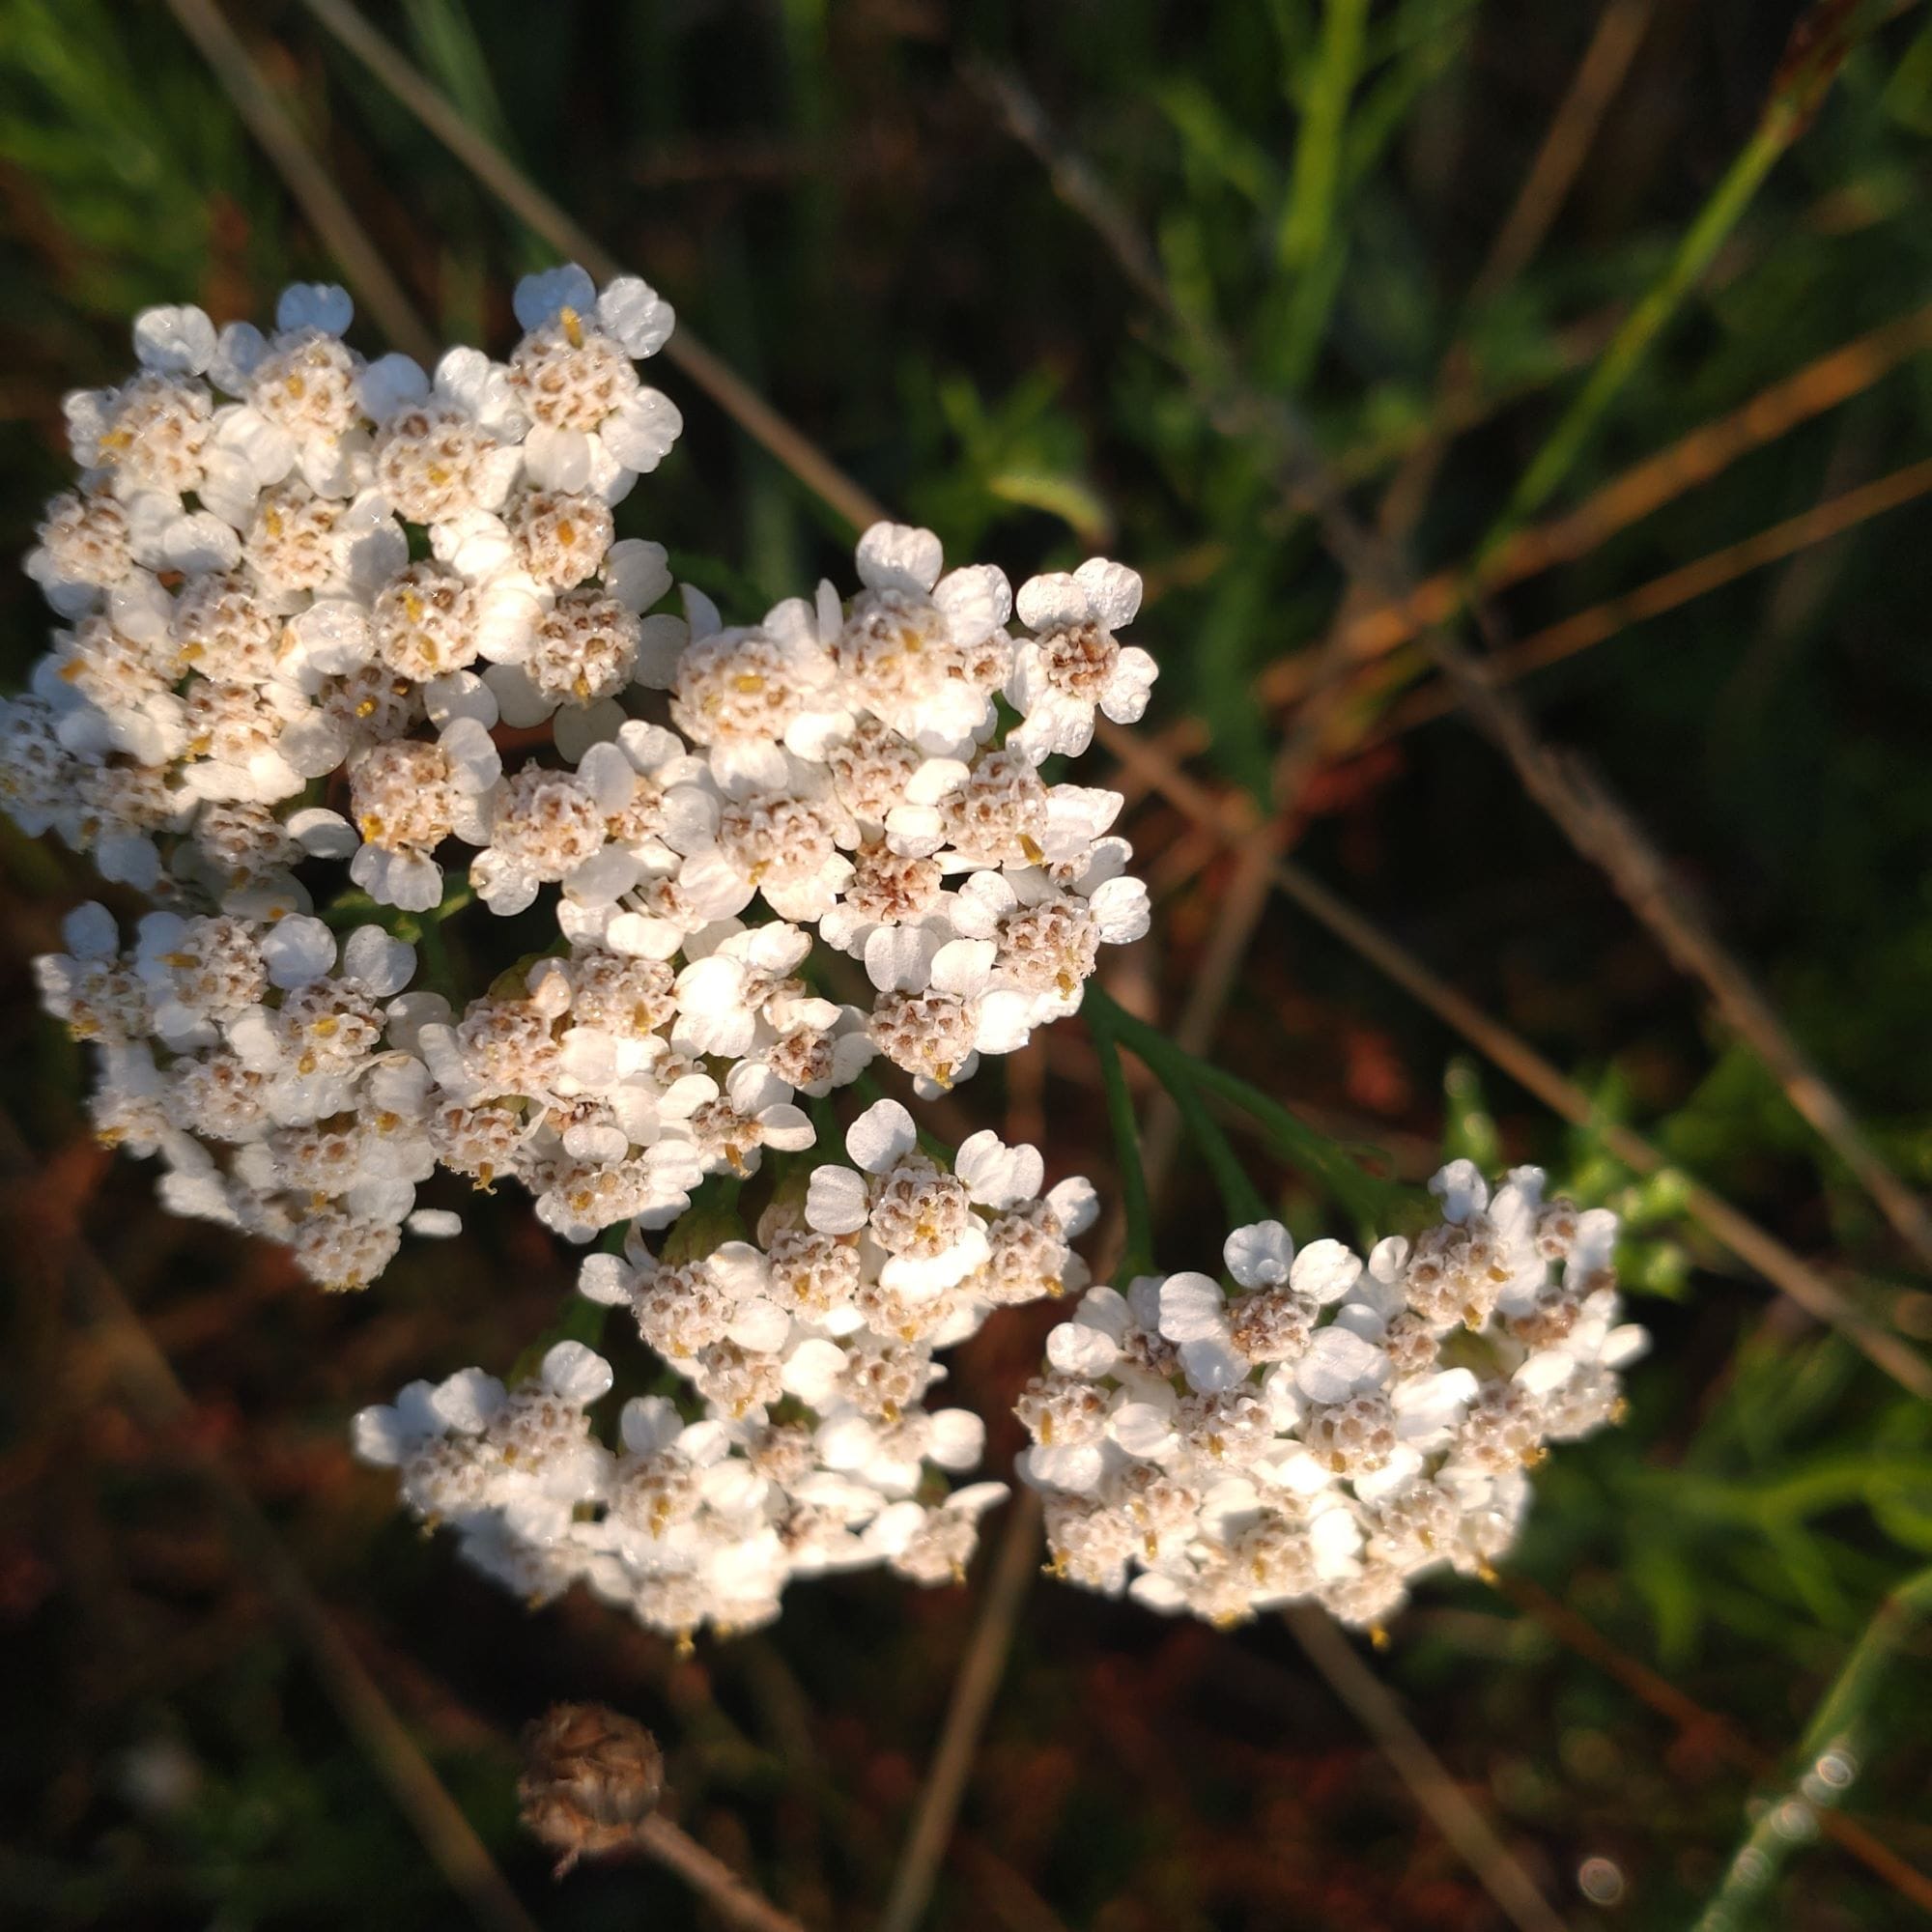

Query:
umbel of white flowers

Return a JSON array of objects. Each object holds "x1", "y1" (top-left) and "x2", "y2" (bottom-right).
[
  {"x1": 354, "y1": 1099, "x2": 1098, "y2": 1642},
  {"x1": 8, "y1": 270, "x2": 1154, "y2": 1292}
]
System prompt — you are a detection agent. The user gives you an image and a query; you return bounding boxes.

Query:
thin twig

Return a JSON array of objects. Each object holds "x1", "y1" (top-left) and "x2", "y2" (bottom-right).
[
  {"x1": 962, "y1": 58, "x2": 1168, "y2": 314},
  {"x1": 1284, "y1": 1606, "x2": 1569, "y2": 1932},
  {"x1": 1419, "y1": 619, "x2": 1932, "y2": 1271},
  {"x1": 1494, "y1": 1574, "x2": 1932, "y2": 1911},
  {"x1": 869, "y1": 979, "x2": 1156, "y2": 1932},
  {"x1": 1480, "y1": 0, "x2": 1899, "y2": 556},
  {"x1": 1472, "y1": 0, "x2": 1660, "y2": 302},
  {"x1": 876, "y1": 1487, "x2": 1044, "y2": 1932},
  {"x1": 951, "y1": 1835, "x2": 1074, "y2": 1932},
  {"x1": 634, "y1": 1813, "x2": 810, "y2": 1932},
  {"x1": 161, "y1": 0, "x2": 440, "y2": 364},
  {"x1": 1483, "y1": 117, "x2": 1787, "y2": 554},
  {"x1": 0, "y1": 1115, "x2": 541, "y2": 1932},
  {"x1": 1265, "y1": 845, "x2": 1932, "y2": 1398},
  {"x1": 1371, "y1": 457, "x2": 1932, "y2": 738},
  {"x1": 298, "y1": 0, "x2": 890, "y2": 533},
  {"x1": 1260, "y1": 296, "x2": 1932, "y2": 703}
]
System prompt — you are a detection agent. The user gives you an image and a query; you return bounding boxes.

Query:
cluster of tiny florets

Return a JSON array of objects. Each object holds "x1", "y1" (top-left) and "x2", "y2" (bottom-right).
[
  {"x1": 355, "y1": 1098, "x2": 1096, "y2": 1640},
  {"x1": 19, "y1": 270, "x2": 1647, "y2": 1657},
  {"x1": 1018, "y1": 1162, "x2": 1648, "y2": 1634},
  {"x1": 11, "y1": 268, "x2": 1153, "y2": 1290}
]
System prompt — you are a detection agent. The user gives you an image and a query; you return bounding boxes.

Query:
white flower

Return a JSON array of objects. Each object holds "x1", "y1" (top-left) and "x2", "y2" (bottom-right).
[
  {"x1": 134, "y1": 304, "x2": 219, "y2": 376},
  {"x1": 1006, "y1": 557, "x2": 1157, "y2": 763},
  {"x1": 198, "y1": 289, "x2": 370, "y2": 516},
  {"x1": 864, "y1": 927, "x2": 1035, "y2": 1093},
  {"x1": 670, "y1": 921, "x2": 811, "y2": 1059},
  {"x1": 220, "y1": 922, "x2": 417, "y2": 1121},
  {"x1": 469, "y1": 740, "x2": 637, "y2": 916},
  {"x1": 473, "y1": 537, "x2": 673, "y2": 733},
  {"x1": 364, "y1": 345, "x2": 527, "y2": 528},
  {"x1": 668, "y1": 759, "x2": 857, "y2": 926},
  {"x1": 66, "y1": 311, "x2": 219, "y2": 502},
  {"x1": 831, "y1": 524, "x2": 1013, "y2": 753},
  {"x1": 8, "y1": 268, "x2": 1159, "y2": 1324},
  {"x1": 346, "y1": 719, "x2": 500, "y2": 912},
  {"x1": 507, "y1": 266, "x2": 682, "y2": 501},
  {"x1": 670, "y1": 588, "x2": 848, "y2": 790}
]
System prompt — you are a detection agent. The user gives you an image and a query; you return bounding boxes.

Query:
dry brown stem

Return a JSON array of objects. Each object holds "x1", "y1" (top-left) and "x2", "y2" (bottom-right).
[
  {"x1": 162, "y1": 0, "x2": 439, "y2": 365},
  {"x1": 1284, "y1": 1606, "x2": 1569, "y2": 1932},
  {"x1": 876, "y1": 1488, "x2": 1045, "y2": 1932},
  {"x1": 1374, "y1": 456, "x2": 1932, "y2": 736}
]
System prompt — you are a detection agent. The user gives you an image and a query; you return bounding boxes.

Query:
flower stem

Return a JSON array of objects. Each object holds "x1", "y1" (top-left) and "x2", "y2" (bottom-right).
[
  {"x1": 1084, "y1": 996, "x2": 1155, "y2": 1280},
  {"x1": 1083, "y1": 983, "x2": 1397, "y2": 1232},
  {"x1": 1159, "y1": 1060, "x2": 1270, "y2": 1227}
]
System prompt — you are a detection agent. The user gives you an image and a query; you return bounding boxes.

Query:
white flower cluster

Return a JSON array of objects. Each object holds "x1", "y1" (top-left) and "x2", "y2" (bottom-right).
[
  {"x1": 1018, "y1": 1162, "x2": 1649, "y2": 1634},
  {"x1": 21, "y1": 270, "x2": 1650, "y2": 1655},
  {"x1": 10, "y1": 270, "x2": 1154, "y2": 1289},
  {"x1": 355, "y1": 1099, "x2": 1096, "y2": 1640}
]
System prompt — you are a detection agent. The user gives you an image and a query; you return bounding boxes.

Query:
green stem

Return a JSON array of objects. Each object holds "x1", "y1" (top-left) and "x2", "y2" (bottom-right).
[
  {"x1": 1690, "y1": 1565, "x2": 1932, "y2": 1931},
  {"x1": 412, "y1": 909, "x2": 455, "y2": 1001},
  {"x1": 1083, "y1": 984, "x2": 1397, "y2": 1232},
  {"x1": 315, "y1": 886, "x2": 382, "y2": 928},
  {"x1": 428, "y1": 876, "x2": 473, "y2": 923},
  {"x1": 1085, "y1": 997, "x2": 1156, "y2": 1281},
  {"x1": 1636, "y1": 1456, "x2": 1932, "y2": 1527},
  {"x1": 1160, "y1": 1062, "x2": 1271, "y2": 1227},
  {"x1": 1481, "y1": 118, "x2": 1788, "y2": 559}
]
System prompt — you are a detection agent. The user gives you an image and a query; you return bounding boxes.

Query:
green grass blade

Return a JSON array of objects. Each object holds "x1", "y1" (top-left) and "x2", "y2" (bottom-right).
[
  {"x1": 1691, "y1": 1565, "x2": 1932, "y2": 1930},
  {"x1": 1273, "y1": 0, "x2": 1371, "y2": 389}
]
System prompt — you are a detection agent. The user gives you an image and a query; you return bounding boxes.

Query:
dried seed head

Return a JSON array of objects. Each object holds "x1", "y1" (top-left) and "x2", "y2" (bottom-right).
[{"x1": 517, "y1": 1702, "x2": 664, "y2": 1878}]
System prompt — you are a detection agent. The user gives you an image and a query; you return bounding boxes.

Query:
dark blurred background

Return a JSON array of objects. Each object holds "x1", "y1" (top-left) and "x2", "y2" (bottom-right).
[{"x1": 3, "y1": 2, "x2": 1932, "y2": 1926}]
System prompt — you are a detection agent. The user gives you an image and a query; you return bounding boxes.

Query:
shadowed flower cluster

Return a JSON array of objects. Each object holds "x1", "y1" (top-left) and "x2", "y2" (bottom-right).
[{"x1": 355, "y1": 1100, "x2": 1094, "y2": 1641}]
